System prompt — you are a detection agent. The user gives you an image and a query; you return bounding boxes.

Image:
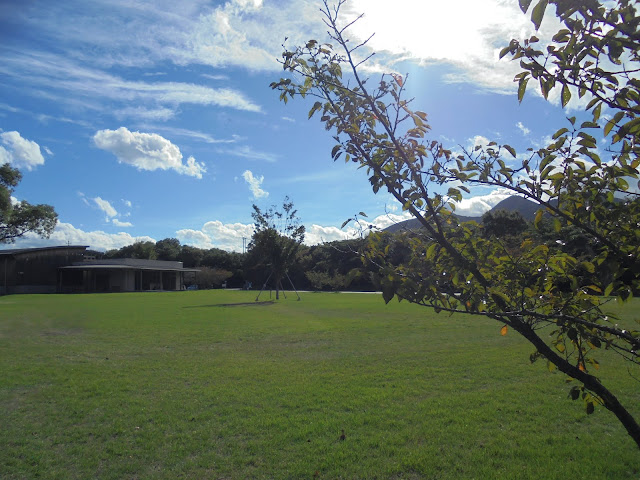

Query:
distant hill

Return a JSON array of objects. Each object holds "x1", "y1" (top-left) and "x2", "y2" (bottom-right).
[
  {"x1": 383, "y1": 196, "x2": 541, "y2": 233},
  {"x1": 490, "y1": 196, "x2": 542, "y2": 221}
]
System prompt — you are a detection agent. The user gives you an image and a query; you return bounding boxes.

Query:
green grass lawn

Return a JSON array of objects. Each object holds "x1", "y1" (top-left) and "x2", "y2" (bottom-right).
[{"x1": 1, "y1": 291, "x2": 638, "y2": 479}]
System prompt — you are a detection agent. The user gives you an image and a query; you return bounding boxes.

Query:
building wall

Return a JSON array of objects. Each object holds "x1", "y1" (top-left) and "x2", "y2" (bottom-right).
[{"x1": 2, "y1": 247, "x2": 86, "y2": 294}]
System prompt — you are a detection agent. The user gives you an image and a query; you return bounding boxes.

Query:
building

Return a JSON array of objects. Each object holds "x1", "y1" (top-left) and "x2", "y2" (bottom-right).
[{"x1": 0, "y1": 246, "x2": 198, "y2": 294}]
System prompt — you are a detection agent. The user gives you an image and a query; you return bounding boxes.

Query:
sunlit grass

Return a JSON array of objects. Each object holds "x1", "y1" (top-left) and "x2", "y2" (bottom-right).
[{"x1": 1, "y1": 291, "x2": 638, "y2": 479}]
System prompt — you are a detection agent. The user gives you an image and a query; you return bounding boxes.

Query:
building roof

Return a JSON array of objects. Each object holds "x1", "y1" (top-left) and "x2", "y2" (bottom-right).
[
  {"x1": 0, "y1": 245, "x2": 89, "y2": 256},
  {"x1": 61, "y1": 258, "x2": 199, "y2": 272},
  {"x1": 60, "y1": 264, "x2": 199, "y2": 272}
]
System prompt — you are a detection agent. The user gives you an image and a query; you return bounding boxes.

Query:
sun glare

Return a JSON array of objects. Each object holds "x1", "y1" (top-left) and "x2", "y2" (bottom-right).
[{"x1": 347, "y1": 0, "x2": 529, "y2": 64}]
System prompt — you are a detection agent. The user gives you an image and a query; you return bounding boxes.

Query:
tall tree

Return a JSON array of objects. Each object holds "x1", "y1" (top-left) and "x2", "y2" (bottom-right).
[
  {"x1": 248, "y1": 197, "x2": 305, "y2": 299},
  {"x1": 271, "y1": 0, "x2": 640, "y2": 447},
  {"x1": 155, "y1": 237, "x2": 181, "y2": 261},
  {"x1": 0, "y1": 163, "x2": 57, "y2": 243},
  {"x1": 105, "y1": 241, "x2": 157, "y2": 260}
]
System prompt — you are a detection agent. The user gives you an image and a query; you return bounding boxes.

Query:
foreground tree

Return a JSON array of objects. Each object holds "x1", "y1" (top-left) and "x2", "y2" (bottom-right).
[
  {"x1": 247, "y1": 197, "x2": 305, "y2": 299},
  {"x1": 271, "y1": 0, "x2": 640, "y2": 447},
  {"x1": 0, "y1": 163, "x2": 57, "y2": 243}
]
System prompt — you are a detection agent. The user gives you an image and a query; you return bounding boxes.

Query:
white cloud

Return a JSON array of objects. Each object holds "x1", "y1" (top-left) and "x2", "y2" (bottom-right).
[
  {"x1": 122, "y1": 199, "x2": 132, "y2": 208},
  {"x1": 0, "y1": 131, "x2": 45, "y2": 170},
  {"x1": 177, "y1": 220, "x2": 255, "y2": 251},
  {"x1": 93, "y1": 197, "x2": 118, "y2": 220},
  {"x1": 77, "y1": 192, "x2": 91, "y2": 207},
  {"x1": 242, "y1": 170, "x2": 268, "y2": 199},
  {"x1": 175, "y1": 229, "x2": 216, "y2": 250},
  {"x1": 9, "y1": 222, "x2": 155, "y2": 252},
  {"x1": 305, "y1": 224, "x2": 358, "y2": 245},
  {"x1": 201, "y1": 73, "x2": 229, "y2": 81},
  {"x1": 114, "y1": 106, "x2": 176, "y2": 121},
  {"x1": 0, "y1": 51, "x2": 262, "y2": 118},
  {"x1": 452, "y1": 188, "x2": 515, "y2": 216},
  {"x1": 0, "y1": 0, "x2": 575, "y2": 105},
  {"x1": 112, "y1": 219, "x2": 133, "y2": 227},
  {"x1": 470, "y1": 135, "x2": 491, "y2": 150},
  {"x1": 346, "y1": 0, "x2": 563, "y2": 94},
  {"x1": 148, "y1": 126, "x2": 238, "y2": 144},
  {"x1": 516, "y1": 122, "x2": 531, "y2": 135},
  {"x1": 93, "y1": 127, "x2": 207, "y2": 179}
]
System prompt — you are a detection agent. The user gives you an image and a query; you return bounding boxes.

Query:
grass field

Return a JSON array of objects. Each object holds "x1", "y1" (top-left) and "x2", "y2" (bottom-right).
[{"x1": 1, "y1": 291, "x2": 638, "y2": 479}]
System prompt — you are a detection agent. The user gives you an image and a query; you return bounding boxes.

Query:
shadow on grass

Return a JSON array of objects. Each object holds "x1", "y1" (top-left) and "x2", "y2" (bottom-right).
[{"x1": 184, "y1": 301, "x2": 275, "y2": 308}]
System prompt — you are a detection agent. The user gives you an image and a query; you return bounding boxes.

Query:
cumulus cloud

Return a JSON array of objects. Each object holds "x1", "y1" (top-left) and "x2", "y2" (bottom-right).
[
  {"x1": 242, "y1": 170, "x2": 268, "y2": 199},
  {"x1": 305, "y1": 224, "x2": 358, "y2": 245},
  {"x1": 9, "y1": 222, "x2": 155, "y2": 252},
  {"x1": 452, "y1": 188, "x2": 515, "y2": 216},
  {"x1": 0, "y1": 131, "x2": 45, "y2": 170},
  {"x1": 177, "y1": 220, "x2": 255, "y2": 251},
  {"x1": 93, "y1": 127, "x2": 207, "y2": 178}
]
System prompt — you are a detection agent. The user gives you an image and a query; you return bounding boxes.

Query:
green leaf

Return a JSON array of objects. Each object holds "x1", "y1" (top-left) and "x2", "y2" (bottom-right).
[
  {"x1": 561, "y1": 84, "x2": 571, "y2": 107},
  {"x1": 519, "y1": 0, "x2": 532, "y2": 13},
  {"x1": 382, "y1": 284, "x2": 395, "y2": 304},
  {"x1": 358, "y1": 211, "x2": 368, "y2": 218},
  {"x1": 499, "y1": 45, "x2": 512, "y2": 59},
  {"x1": 604, "y1": 111, "x2": 625, "y2": 137},
  {"x1": 534, "y1": 209, "x2": 543, "y2": 228},
  {"x1": 340, "y1": 218, "x2": 352, "y2": 229},
  {"x1": 586, "y1": 402, "x2": 595, "y2": 415},
  {"x1": 503, "y1": 144, "x2": 516, "y2": 158},
  {"x1": 308, "y1": 101, "x2": 322, "y2": 119},
  {"x1": 592, "y1": 103, "x2": 602, "y2": 122},
  {"x1": 518, "y1": 77, "x2": 529, "y2": 103},
  {"x1": 531, "y1": 0, "x2": 548, "y2": 30},
  {"x1": 552, "y1": 127, "x2": 569, "y2": 140},
  {"x1": 331, "y1": 144, "x2": 341, "y2": 160},
  {"x1": 569, "y1": 387, "x2": 580, "y2": 400},
  {"x1": 580, "y1": 261, "x2": 595, "y2": 273},
  {"x1": 604, "y1": 283, "x2": 614, "y2": 297}
]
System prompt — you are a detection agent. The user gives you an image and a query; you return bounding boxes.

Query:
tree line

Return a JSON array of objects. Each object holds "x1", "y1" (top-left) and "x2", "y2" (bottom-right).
[{"x1": 94, "y1": 234, "x2": 376, "y2": 292}]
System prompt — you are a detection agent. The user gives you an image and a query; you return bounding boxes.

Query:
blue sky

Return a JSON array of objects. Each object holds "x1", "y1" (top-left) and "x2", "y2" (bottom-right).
[{"x1": 0, "y1": 0, "x2": 590, "y2": 252}]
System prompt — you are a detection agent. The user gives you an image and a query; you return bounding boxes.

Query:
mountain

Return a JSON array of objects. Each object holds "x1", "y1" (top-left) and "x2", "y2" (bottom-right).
[
  {"x1": 383, "y1": 196, "x2": 541, "y2": 233},
  {"x1": 490, "y1": 196, "x2": 542, "y2": 221}
]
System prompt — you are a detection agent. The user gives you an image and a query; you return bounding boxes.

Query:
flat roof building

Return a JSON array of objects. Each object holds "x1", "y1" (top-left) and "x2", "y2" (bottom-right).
[{"x1": 1, "y1": 246, "x2": 198, "y2": 295}]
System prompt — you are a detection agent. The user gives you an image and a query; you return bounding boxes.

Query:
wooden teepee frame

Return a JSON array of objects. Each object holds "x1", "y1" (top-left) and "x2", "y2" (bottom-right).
[{"x1": 255, "y1": 269, "x2": 301, "y2": 301}]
